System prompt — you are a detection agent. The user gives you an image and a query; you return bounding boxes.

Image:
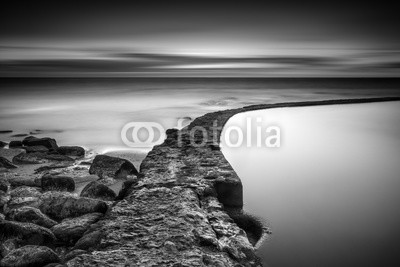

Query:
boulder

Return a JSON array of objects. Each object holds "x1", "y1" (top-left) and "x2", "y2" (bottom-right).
[
  {"x1": 0, "y1": 245, "x2": 60, "y2": 267},
  {"x1": 116, "y1": 179, "x2": 137, "y2": 200},
  {"x1": 22, "y1": 136, "x2": 58, "y2": 150},
  {"x1": 7, "y1": 177, "x2": 42, "y2": 188},
  {"x1": 74, "y1": 230, "x2": 102, "y2": 250},
  {"x1": 64, "y1": 249, "x2": 87, "y2": 261},
  {"x1": 89, "y1": 155, "x2": 138, "y2": 178},
  {"x1": 24, "y1": 145, "x2": 49, "y2": 153},
  {"x1": 57, "y1": 146, "x2": 85, "y2": 157},
  {"x1": 0, "y1": 157, "x2": 18, "y2": 169},
  {"x1": 13, "y1": 152, "x2": 73, "y2": 164},
  {"x1": 80, "y1": 181, "x2": 116, "y2": 201},
  {"x1": 39, "y1": 192, "x2": 108, "y2": 220},
  {"x1": 0, "y1": 238, "x2": 19, "y2": 258},
  {"x1": 0, "y1": 221, "x2": 56, "y2": 246},
  {"x1": 41, "y1": 175, "x2": 75, "y2": 192},
  {"x1": 0, "y1": 141, "x2": 7, "y2": 148},
  {"x1": 0, "y1": 179, "x2": 9, "y2": 193},
  {"x1": 51, "y1": 213, "x2": 103, "y2": 244},
  {"x1": 8, "y1": 141, "x2": 22, "y2": 148},
  {"x1": 7, "y1": 206, "x2": 57, "y2": 228},
  {"x1": 5, "y1": 186, "x2": 42, "y2": 212}
]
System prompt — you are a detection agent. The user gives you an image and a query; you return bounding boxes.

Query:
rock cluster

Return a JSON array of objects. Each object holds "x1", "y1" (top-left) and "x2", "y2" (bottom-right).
[{"x1": 0, "y1": 136, "x2": 134, "y2": 266}]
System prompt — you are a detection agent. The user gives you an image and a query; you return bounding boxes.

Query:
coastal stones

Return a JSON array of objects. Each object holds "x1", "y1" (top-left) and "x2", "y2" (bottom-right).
[
  {"x1": 0, "y1": 221, "x2": 56, "y2": 246},
  {"x1": 39, "y1": 192, "x2": 108, "y2": 220},
  {"x1": 5, "y1": 186, "x2": 42, "y2": 211},
  {"x1": 0, "y1": 179, "x2": 9, "y2": 193},
  {"x1": 0, "y1": 157, "x2": 17, "y2": 169},
  {"x1": 0, "y1": 141, "x2": 7, "y2": 148},
  {"x1": 51, "y1": 213, "x2": 103, "y2": 244},
  {"x1": 12, "y1": 152, "x2": 73, "y2": 164},
  {"x1": 80, "y1": 181, "x2": 116, "y2": 201},
  {"x1": 7, "y1": 177, "x2": 42, "y2": 188},
  {"x1": 89, "y1": 155, "x2": 138, "y2": 178},
  {"x1": 41, "y1": 175, "x2": 75, "y2": 192},
  {"x1": 0, "y1": 245, "x2": 60, "y2": 267},
  {"x1": 22, "y1": 136, "x2": 58, "y2": 150},
  {"x1": 57, "y1": 146, "x2": 85, "y2": 157},
  {"x1": 73, "y1": 230, "x2": 102, "y2": 250},
  {"x1": 24, "y1": 145, "x2": 49, "y2": 153},
  {"x1": 8, "y1": 141, "x2": 22, "y2": 148},
  {"x1": 7, "y1": 206, "x2": 57, "y2": 228}
]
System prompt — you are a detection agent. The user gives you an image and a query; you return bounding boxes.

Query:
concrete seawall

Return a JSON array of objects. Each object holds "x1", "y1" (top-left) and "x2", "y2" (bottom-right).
[{"x1": 67, "y1": 97, "x2": 400, "y2": 266}]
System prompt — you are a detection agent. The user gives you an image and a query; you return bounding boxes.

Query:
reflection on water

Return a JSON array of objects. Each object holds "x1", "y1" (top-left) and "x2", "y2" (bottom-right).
[{"x1": 221, "y1": 102, "x2": 400, "y2": 267}]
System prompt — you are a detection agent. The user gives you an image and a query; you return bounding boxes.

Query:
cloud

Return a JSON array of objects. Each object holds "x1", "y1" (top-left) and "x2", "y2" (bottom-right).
[{"x1": 1, "y1": 45, "x2": 399, "y2": 77}]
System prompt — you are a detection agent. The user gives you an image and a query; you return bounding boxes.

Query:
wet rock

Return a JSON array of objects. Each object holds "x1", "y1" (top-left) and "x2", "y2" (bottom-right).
[
  {"x1": 116, "y1": 179, "x2": 137, "y2": 200},
  {"x1": 22, "y1": 136, "x2": 58, "y2": 150},
  {"x1": 64, "y1": 249, "x2": 87, "y2": 262},
  {"x1": 80, "y1": 181, "x2": 116, "y2": 201},
  {"x1": 8, "y1": 141, "x2": 23, "y2": 148},
  {"x1": 7, "y1": 177, "x2": 41, "y2": 188},
  {"x1": 0, "y1": 141, "x2": 7, "y2": 148},
  {"x1": 89, "y1": 155, "x2": 138, "y2": 179},
  {"x1": 25, "y1": 145, "x2": 49, "y2": 153},
  {"x1": 51, "y1": 213, "x2": 103, "y2": 244},
  {"x1": 57, "y1": 146, "x2": 85, "y2": 157},
  {"x1": 0, "y1": 213, "x2": 5, "y2": 221},
  {"x1": 7, "y1": 206, "x2": 57, "y2": 228},
  {"x1": 0, "y1": 238, "x2": 19, "y2": 258},
  {"x1": 0, "y1": 245, "x2": 60, "y2": 267},
  {"x1": 73, "y1": 230, "x2": 102, "y2": 250},
  {"x1": 41, "y1": 175, "x2": 75, "y2": 192},
  {"x1": 11, "y1": 133, "x2": 28, "y2": 137},
  {"x1": 0, "y1": 191, "x2": 9, "y2": 211},
  {"x1": 39, "y1": 192, "x2": 108, "y2": 220},
  {"x1": 12, "y1": 152, "x2": 74, "y2": 164},
  {"x1": 0, "y1": 157, "x2": 18, "y2": 169},
  {"x1": 0, "y1": 179, "x2": 9, "y2": 193},
  {"x1": 0, "y1": 221, "x2": 56, "y2": 246},
  {"x1": 5, "y1": 186, "x2": 42, "y2": 212}
]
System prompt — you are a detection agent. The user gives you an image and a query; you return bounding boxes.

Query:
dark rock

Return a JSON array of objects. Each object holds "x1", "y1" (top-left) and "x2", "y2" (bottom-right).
[
  {"x1": 0, "y1": 191, "x2": 9, "y2": 211},
  {"x1": 0, "y1": 130, "x2": 12, "y2": 134},
  {"x1": 57, "y1": 146, "x2": 85, "y2": 157},
  {"x1": 0, "y1": 238, "x2": 19, "y2": 258},
  {"x1": 41, "y1": 175, "x2": 75, "y2": 192},
  {"x1": 5, "y1": 186, "x2": 42, "y2": 212},
  {"x1": 0, "y1": 141, "x2": 7, "y2": 148},
  {"x1": 24, "y1": 145, "x2": 49, "y2": 153},
  {"x1": 12, "y1": 152, "x2": 74, "y2": 164},
  {"x1": 8, "y1": 141, "x2": 23, "y2": 148},
  {"x1": 11, "y1": 133, "x2": 28, "y2": 137},
  {"x1": 7, "y1": 206, "x2": 57, "y2": 228},
  {"x1": 214, "y1": 178, "x2": 243, "y2": 208},
  {"x1": 7, "y1": 177, "x2": 42, "y2": 188},
  {"x1": 39, "y1": 192, "x2": 108, "y2": 220},
  {"x1": 51, "y1": 213, "x2": 103, "y2": 244},
  {"x1": 74, "y1": 230, "x2": 102, "y2": 250},
  {"x1": 0, "y1": 221, "x2": 56, "y2": 246},
  {"x1": 0, "y1": 157, "x2": 18, "y2": 169},
  {"x1": 22, "y1": 136, "x2": 58, "y2": 150},
  {"x1": 89, "y1": 155, "x2": 138, "y2": 178},
  {"x1": 64, "y1": 249, "x2": 87, "y2": 262},
  {"x1": 0, "y1": 245, "x2": 60, "y2": 267},
  {"x1": 0, "y1": 179, "x2": 9, "y2": 193},
  {"x1": 116, "y1": 179, "x2": 137, "y2": 200},
  {"x1": 80, "y1": 181, "x2": 116, "y2": 201}
]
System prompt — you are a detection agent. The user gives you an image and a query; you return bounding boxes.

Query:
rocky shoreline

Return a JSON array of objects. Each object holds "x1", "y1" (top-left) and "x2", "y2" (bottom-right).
[{"x1": 1, "y1": 97, "x2": 399, "y2": 267}]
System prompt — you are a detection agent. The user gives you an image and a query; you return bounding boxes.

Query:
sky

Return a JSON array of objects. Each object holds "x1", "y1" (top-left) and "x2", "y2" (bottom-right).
[{"x1": 1, "y1": 0, "x2": 400, "y2": 77}]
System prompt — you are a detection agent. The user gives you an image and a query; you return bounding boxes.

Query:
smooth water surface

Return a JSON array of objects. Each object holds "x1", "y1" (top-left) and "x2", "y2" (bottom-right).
[{"x1": 221, "y1": 101, "x2": 400, "y2": 267}]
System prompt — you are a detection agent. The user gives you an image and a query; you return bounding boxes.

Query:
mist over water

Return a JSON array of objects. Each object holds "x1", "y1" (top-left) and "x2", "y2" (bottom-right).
[
  {"x1": 221, "y1": 101, "x2": 400, "y2": 267},
  {"x1": 1, "y1": 78, "x2": 400, "y2": 155}
]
